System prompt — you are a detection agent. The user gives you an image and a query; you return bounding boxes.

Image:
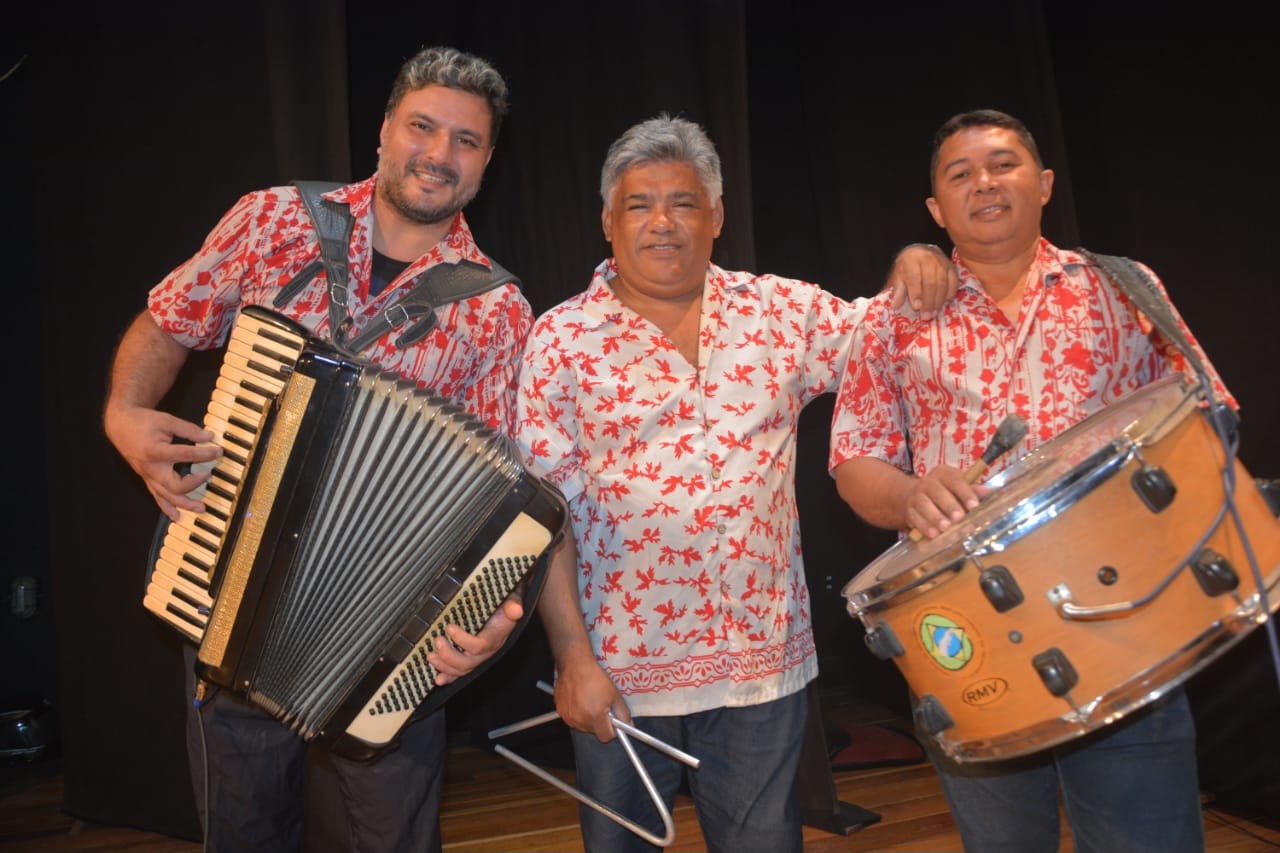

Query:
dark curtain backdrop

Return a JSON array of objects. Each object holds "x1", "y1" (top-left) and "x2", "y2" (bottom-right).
[
  {"x1": 3, "y1": 0, "x2": 49, "y2": 749},
  {"x1": 20, "y1": 0, "x2": 1278, "y2": 838}
]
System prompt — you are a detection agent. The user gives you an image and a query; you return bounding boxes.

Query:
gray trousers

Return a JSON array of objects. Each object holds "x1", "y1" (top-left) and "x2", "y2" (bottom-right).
[{"x1": 184, "y1": 644, "x2": 446, "y2": 853}]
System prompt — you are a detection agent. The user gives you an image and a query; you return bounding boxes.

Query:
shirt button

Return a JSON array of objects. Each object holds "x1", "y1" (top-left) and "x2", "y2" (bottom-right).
[
  {"x1": 716, "y1": 523, "x2": 727, "y2": 534},
  {"x1": 711, "y1": 468, "x2": 722, "y2": 479},
  {"x1": 721, "y1": 581, "x2": 730, "y2": 596}
]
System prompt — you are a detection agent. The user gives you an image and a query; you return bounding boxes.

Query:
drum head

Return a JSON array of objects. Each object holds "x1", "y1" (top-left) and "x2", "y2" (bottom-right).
[{"x1": 843, "y1": 375, "x2": 1199, "y2": 614}]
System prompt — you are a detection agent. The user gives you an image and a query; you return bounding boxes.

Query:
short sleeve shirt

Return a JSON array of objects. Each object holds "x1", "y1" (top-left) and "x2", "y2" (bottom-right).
[
  {"x1": 830, "y1": 239, "x2": 1233, "y2": 479},
  {"x1": 515, "y1": 260, "x2": 867, "y2": 716},
  {"x1": 147, "y1": 177, "x2": 533, "y2": 432}
]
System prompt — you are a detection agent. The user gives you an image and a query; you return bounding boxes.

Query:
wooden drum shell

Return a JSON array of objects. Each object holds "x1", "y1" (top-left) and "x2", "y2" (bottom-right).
[{"x1": 844, "y1": 378, "x2": 1280, "y2": 762}]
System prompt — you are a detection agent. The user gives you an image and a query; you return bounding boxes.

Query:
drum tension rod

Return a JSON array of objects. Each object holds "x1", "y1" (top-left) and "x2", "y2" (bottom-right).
[{"x1": 1050, "y1": 487, "x2": 1238, "y2": 619}]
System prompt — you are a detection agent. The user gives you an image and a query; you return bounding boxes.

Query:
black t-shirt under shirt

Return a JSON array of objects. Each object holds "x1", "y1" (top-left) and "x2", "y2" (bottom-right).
[{"x1": 370, "y1": 249, "x2": 411, "y2": 299}]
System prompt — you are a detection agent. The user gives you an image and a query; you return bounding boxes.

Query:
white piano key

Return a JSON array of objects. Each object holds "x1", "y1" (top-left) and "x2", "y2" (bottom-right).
[
  {"x1": 205, "y1": 411, "x2": 262, "y2": 453},
  {"x1": 182, "y1": 444, "x2": 222, "y2": 501},
  {"x1": 215, "y1": 372, "x2": 275, "y2": 411},
  {"x1": 227, "y1": 338, "x2": 294, "y2": 378},
  {"x1": 233, "y1": 312, "x2": 307, "y2": 350},
  {"x1": 152, "y1": 558, "x2": 214, "y2": 606},
  {"x1": 159, "y1": 544, "x2": 214, "y2": 587},
  {"x1": 144, "y1": 590, "x2": 207, "y2": 642}
]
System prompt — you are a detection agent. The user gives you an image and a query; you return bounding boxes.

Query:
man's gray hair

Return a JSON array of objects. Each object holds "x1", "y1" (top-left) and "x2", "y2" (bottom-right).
[
  {"x1": 600, "y1": 114, "x2": 723, "y2": 204},
  {"x1": 385, "y1": 46, "x2": 509, "y2": 143}
]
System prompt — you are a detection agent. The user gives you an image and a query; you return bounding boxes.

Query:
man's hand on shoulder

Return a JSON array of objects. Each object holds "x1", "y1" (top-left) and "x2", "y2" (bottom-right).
[{"x1": 885, "y1": 243, "x2": 958, "y2": 319}]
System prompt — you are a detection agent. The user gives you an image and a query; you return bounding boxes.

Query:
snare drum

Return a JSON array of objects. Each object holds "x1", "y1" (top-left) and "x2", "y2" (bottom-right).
[{"x1": 842, "y1": 375, "x2": 1280, "y2": 763}]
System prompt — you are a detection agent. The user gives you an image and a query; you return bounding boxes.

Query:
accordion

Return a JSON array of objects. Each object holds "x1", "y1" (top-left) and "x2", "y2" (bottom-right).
[{"x1": 144, "y1": 306, "x2": 566, "y2": 761}]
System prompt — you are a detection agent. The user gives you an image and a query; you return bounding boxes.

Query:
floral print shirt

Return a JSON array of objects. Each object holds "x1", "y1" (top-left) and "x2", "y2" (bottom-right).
[
  {"x1": 148, "y1": 176, "x2": 532, "y2": 432},
  {"x1": 516, "y1": 260, "x2": 868, "y2": 715}
]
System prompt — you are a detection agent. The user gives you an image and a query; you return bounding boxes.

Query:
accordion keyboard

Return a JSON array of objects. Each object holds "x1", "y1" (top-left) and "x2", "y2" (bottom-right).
[
  {"x1": 140, "y1": 305, "x2": 567, "y2": 760},
  {"x1": 143, "y1": 310, "x2": 307, "y2": 642}
]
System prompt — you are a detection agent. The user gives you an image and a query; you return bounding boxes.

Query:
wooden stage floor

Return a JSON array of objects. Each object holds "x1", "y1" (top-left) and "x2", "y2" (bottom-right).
[{"x1": 2, "y1": 692, "x2": 1278, "y2": 852}]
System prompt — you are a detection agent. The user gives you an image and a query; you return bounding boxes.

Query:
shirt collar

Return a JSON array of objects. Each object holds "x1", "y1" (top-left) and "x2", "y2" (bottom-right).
[
  {"x1": 327, "y1": 176, "x2": 489, "y2": 272},
  {"x1": 952, "y1": 237, "x2": 1067, "y2": 293}
]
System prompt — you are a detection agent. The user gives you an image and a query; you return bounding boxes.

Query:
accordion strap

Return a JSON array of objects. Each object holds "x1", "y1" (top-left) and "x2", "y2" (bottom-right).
[
  {"x1": 273, "y1": 180, "x2": 355, "y2": 344},
  {"x1": 274, "y1": 179, "x2": 520, "y2": 354},
  {"x1": 1077, "y1": 249, "x2": 1209, "y2": 379},
  {"x1": 345, "y1": 257, "x2": 519, "y2": 353},
  {"x1": 1079, "y1": 247, "x2": 1236, "y2": 434}
]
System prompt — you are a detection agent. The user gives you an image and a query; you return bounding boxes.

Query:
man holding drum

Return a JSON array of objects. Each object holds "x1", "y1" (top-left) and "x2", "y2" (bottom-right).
[{"x1": 829, "y1": 109, "x2": 1233, "y2": 852}]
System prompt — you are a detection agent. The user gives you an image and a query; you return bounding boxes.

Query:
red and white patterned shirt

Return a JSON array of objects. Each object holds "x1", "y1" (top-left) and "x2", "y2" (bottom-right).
[
  {"x1": 148, "y1": 176, "x2": 533, "y2": 432},
  {"x1": 830, "y1": 239, "x2": 1233, "y2": 481},
  {"x1": 516, "y1": 260, "x2": 867, "y2": 716}
]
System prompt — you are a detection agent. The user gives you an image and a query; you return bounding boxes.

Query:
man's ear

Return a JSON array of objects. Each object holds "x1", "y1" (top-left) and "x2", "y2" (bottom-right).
[
  {"x1": 379, "y1": 116, "x2": 389, "y2": 150},
  {"x1": 925, "y1": 196, "x2": 946, "y2": 230},
  {"x1": 1040, "y1": 168, "x2": 1055, "y2": 206},
  {"x1": 601, "y1": 205, "x2": 613, "y2": 242},
  {"x1": 712, "y1": 198, "x2": 725, "y2": 238}
]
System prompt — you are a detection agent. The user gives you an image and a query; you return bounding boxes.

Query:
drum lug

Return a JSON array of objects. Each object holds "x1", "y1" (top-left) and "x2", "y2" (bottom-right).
[
  {"x1": 1131, "y1": 464, "x2": 1177, "y2": 513},
  {"x1": 1190, "y1": 548, "x2": 1240, "y2": 596},
  {"x1": 863, "y1": 623, "x2": 904, "y2": 660},
  {"x1": 1208, "y1": 400, "x2": 1240, "y2": 446},
  {"x1": 1032, "y1": 647, "x2": 1079, "y2": 697},
  {"x1": 913, "y1": 694, "x2": 955, "y2": 735},
  {"x1": 978, "y1": 565, "x2": 1024, "y2": 612},
  {"x1": 1256, "y1": 478, "x2": 1280, "y2": 517}
]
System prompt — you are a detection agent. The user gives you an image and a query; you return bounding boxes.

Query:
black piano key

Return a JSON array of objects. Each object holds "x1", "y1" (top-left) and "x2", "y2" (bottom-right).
[
  {"x1": 165, "y1": 602, "x2": 207, "y2": 630},
  {"x1": 245, "y1": 357, "x2": 289, "y2": 381},
  {"x1": 189, "y1": 532, "x2": 219, "y2": 553},
  {"x1": 227, "y1": 413, "x2": 259, "y2": 433},
  {"x1": 221, "y1": 431, "x2": 253, "y2": 452},
  {"x1": 177, "y1": 565, "x2": 211, "y2": 590},
  {"x1": 207, "y1": 481, "x2": 236, "y2": 502},
  {"x1": 237, "y1": 381, "x2": 274, "y2": 402},
  {"x1": 194, "y1": 516, "x2": 225, "y2": 538}
]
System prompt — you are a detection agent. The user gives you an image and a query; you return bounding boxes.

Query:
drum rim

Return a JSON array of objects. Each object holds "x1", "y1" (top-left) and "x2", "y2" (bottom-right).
[
  {"x1": 842, "y1": 376, "x2": 1201, "y2": 614},
  {"x1": 970, "y1": 378, "x2": 1200, "y2": 557}
]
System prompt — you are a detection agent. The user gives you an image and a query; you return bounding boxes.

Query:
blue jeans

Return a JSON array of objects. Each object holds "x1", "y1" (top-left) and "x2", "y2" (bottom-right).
[
  {"x1": 569, "y1": 689, "x2": 807, "y2": 853},
  {"x1": 930, "y1": 687, "x2": 1204, "y2": 853},
  {"x1": 184, "y1": 645, "x2": 446, "y2": 853}
]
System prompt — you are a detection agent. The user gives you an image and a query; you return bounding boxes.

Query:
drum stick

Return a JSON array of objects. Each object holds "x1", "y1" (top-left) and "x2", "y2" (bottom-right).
[{"x1": 908, "y1": 414, "x2": 1028, "y2": 542}]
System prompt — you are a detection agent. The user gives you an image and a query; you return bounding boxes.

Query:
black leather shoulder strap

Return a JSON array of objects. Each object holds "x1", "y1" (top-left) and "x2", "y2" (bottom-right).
[
  {"x1": 1077, "y1": 247, "x2": 1234, "y2": 436},
  {"x1": 345, "y1": 256, "x2": 521, "y2": 353},
  {"x1": 1076, "y1": 248, "x2": 1209, "y2": 380},
  {"x1": 274, "y1": 179, "x2": 520, "y2": 353},
  {"x1": 273, "y1": 181, "x2": 355, "y2": 344}
]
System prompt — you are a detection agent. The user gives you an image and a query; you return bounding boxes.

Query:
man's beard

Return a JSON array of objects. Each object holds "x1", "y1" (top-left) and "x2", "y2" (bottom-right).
[{"x1": 377, "y1": 157, "x2": 480, "y2": 225}]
